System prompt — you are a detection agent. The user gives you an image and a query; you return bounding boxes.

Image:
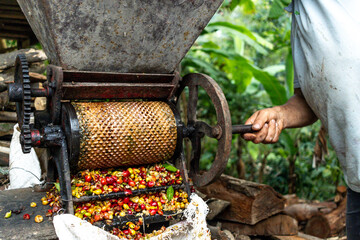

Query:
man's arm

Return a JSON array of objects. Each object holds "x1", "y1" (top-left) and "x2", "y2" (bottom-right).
[{"x1": 243, "y1": 88, "x2": 318, "y2": 144}]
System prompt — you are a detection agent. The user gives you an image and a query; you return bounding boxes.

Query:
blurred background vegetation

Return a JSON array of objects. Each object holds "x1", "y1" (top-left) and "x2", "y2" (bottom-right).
[{"x1": 181, "y1": 0, "x2": 344, "y2": 201}]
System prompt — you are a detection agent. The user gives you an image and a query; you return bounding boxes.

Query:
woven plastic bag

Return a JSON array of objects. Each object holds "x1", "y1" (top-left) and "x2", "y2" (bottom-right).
[
  {"x1": 8, "y1": 124, "x2": 41, "y2": 189},
  {"x1": 53, "y1": 193, "x2": 211, "y2": 240}
]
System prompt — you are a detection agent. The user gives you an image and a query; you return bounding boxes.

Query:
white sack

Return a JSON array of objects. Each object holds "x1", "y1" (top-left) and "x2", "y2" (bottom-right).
[
  {"x1": 54, "y1": 193, "x2": 211, "y2": 240},
  {"x1": 8, "y1": 124, "x2": 41, "y2": 189}
]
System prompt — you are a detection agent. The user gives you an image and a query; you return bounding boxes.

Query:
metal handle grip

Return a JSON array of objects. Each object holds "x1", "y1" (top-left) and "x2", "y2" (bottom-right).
[{"x1": 232, "y1": 124, "x2": 256, "y2": 134}]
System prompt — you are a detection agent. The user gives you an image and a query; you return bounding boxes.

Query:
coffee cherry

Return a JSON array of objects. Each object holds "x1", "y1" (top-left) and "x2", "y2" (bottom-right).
[
  {"x1": 34, "y1": 215, "x2": 43, "y2": 223},
  {"x1": 84, "y1": 175, "x2": 91, "y2": 182}
]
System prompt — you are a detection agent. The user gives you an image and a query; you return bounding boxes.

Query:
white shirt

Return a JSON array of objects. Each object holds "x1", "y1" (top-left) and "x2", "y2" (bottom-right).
[{"x1": 291, "y1": 0, "x2": 360, "y2": 192}]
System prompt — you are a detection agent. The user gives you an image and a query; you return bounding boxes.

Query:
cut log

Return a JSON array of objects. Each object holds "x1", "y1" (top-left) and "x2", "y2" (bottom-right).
[
  {"x1": 272, "y1": 232, "x2": 322, "y2": 240},
  {"x1": 284, "y1": 202, "x2": 337, "y2": 222},
  {"x1": 0, "y1": 48, "x2": 47, "y2": 70},
  {"x1": 233, "y1": 235, "x2": 250, "y2": 240},
  {"x1": 0, "y1": 145, "x2": 9, "y2": 166},
  {"x1": 221, "y1": 214, "x2": 298, "y2": 236},
  {"x1": 206, "y1": 198, "x2": 231, "y2": 221},
  {"x1": 336, "y1": 185, "x2": 347, "y2": 195},
  {"x1": 29, "y1": 71, "x2": 46, "y2": 82},
  {"x1": 304, "y1": 197, "x2": 346, "y2": 238},
  {"x1": 1, "y1": 62, "x2": 47, "y2": 83},
  {"x1": 334, "y1": 185, "x2": 347, "y2": 204},
  {"x1": 208, "y1": 225, "x2": 234, "y2": 240},
  {"x1": 0, "y1": 140, "x2": 10, "y2": 166},
  {"x1": 0, "y1": 111, "x2": 17, "y2": 122},
  {"x1": 325, "y1": 196, "x2": 346, "y2": 236},
  {"x1": 198, "y1": 174, "x2": 285, "y2": 225},
  {"x1": 283, "y1": 194, "x2": 300, "y2": 207}
]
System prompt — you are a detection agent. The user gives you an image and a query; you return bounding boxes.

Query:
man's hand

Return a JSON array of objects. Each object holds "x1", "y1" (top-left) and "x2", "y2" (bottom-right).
[
  {"x1": 242, "y1": 88, "x2": 318, "y2": 144},
  {"x1": 243, "y1": 107, "x2": 285, "y2": 144}
]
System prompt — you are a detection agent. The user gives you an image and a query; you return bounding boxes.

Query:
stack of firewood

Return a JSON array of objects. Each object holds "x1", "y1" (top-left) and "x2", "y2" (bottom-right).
[
  {"x1": 198, "y1": 174, "x2": 347, "y2": 240},
  {"x1": 283, "y1": 186, "x2": 347, "y2": 239},
  {"x1": 0, "y1": 48, "x2": 47, "y2": 167}
]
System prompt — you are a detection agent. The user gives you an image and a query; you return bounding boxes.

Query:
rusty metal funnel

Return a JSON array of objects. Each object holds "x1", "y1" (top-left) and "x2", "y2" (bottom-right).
[{"x1": 17, "y1": 0, "x2": 223, "y2": 73}]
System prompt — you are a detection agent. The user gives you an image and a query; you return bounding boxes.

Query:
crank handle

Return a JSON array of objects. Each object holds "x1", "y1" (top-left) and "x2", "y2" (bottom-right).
[{"x1": 232, "y1": 124, "x2": 257, "y2": 134}]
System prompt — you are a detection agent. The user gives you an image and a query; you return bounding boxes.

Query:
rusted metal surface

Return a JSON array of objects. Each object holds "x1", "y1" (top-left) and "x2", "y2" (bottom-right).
[
  {"x1": 73, "y1": 185, "x2": 185, "y2": 203},
  {"x1": 62, "y1": 83, "x2": 176, "y2": 100},
  {"x1": 175, "y1": 73, "x2": 232, "y2": 187},
  {"x1": 52, "y1": 68, "x2": 180, "y2": 100},
  {"x1": 17, "y1": 0, "x2": 223, "y2": 73},
  {"x1": 71, "y1": 101, "x2": 178, "y2": 169},
  {"x1": 232, "y1": 124, "x2": 255, "y2": 134},
  {"x1": 46, "y1": 65, "x2": 63, "y2": 125}
]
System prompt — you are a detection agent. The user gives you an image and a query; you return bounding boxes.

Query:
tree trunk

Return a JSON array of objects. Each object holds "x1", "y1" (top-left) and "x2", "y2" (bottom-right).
[
  {"x1": 236, "y1": 137, "x2": 245, "y2": 179},
  {"x1": 288, "y1": 155, "x2": 297, "y2": 194},
  {"x1": 258, "y1": 152, "x2": 269, "y2": 184}
]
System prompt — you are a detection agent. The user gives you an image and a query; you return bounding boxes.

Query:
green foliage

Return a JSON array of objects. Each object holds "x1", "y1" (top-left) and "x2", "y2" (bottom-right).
[
  {"x1": 268, "y1": 0, "x2": 291, "y2": 19},
  {"x1": 181, "y1": 0, "x2": 344, "y2": 201},
  {"x1": 5, "y1": 40, "x2": 17, "y2": 48},
  {"x1": 167, "y1": 186, "x2": 174, "y2": 201}
]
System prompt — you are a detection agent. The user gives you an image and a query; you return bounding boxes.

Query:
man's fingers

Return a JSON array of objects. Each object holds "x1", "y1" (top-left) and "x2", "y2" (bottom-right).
[
  {"x1": 251, "y1": 110, "x2": 271, "y2": 131},
  {"x1": 264, "y1": 119, "x2": 276, "y2": 143},
  {"x1": 253, "y1": 123, "x2": 269, "y2": 144},
  {"x1": 272, "y1": 121, "x2": 283, "y2": 143},
  {"x1": 244, "y1": 111, "x2": 259, "y2": 125},
  {"x1": 243, "y1": 133, "x2": 256, "y2": 141}
]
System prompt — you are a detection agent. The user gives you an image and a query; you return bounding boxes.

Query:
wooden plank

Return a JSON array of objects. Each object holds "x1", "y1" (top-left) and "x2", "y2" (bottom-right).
[
  {"x1": 0, "y1": 4, "x2": 21, "y2": 11},
  {"x1": 0, "y1": 0, "x2": 19, "y2": 6},
  {"x1": 0, "y1": 18, "x2": 29, "y2": 25},
  {"x1": 0, "y1": 188, "x2": 57, "y2": 239},
  {"x1": 0, "y1": 10, "x2": 26, "y2": 20},
  {"x1": 0, "y1": 23, "x2": 33, "y2": 32},
  {"x1": 0, "y1": 31, "x2": 29, "y2": 39}
]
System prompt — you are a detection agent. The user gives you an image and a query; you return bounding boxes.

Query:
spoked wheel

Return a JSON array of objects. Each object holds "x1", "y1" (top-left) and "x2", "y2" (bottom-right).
[{"x1": 175, "y1": 73, "x2": 232, "y2": 187}]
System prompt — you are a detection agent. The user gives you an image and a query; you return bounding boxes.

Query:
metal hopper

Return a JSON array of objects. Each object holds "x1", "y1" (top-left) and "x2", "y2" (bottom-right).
[{"x1": 16, "y1": 0, "x2": 223, "y2": 73}]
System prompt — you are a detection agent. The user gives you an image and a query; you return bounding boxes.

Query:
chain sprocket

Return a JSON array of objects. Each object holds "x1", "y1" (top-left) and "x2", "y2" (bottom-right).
[{"x1": 14, "y1": 54, "x2": 32, "y2": 153}]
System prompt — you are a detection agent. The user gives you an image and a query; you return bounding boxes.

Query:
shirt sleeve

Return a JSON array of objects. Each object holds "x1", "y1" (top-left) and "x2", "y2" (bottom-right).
[
  {"x1": 284, "y1": 2, "x2": 293, "y2": 13},
  {"x1": 289, "y1": 0, "x2": 300, "y2": 89},
  {"x1": 293, "y1": 77, "x2": 300, "y2": 89}
]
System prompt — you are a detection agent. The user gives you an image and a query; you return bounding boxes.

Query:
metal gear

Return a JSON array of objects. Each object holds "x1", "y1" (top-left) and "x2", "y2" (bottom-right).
[{"x1": 14, "y1": 54, "x2": 32, "y2": 153}]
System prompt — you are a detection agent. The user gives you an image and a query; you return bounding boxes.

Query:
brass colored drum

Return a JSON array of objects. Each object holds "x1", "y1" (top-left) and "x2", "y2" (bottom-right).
[{"x1": 69, "y1": 101, "x2": 178, "y2": 169}]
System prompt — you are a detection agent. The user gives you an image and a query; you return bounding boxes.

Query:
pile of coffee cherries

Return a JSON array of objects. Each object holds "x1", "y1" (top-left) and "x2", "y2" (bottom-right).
[
  {"x1": 41, "y1": 185, "x2": 62, "y2": 216},
  {"x1": 71, "y1": 164, "x2": 183, "y2": 198},
  {"x1": 41, "y1": 163, "x2": 192, "y2": 239},
  {"x1": 73, "y1": 189, "x2": 189, "y2": 223},
  {"x1": 111, "y1": 222, "x2": 167, "y2": 240}
]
